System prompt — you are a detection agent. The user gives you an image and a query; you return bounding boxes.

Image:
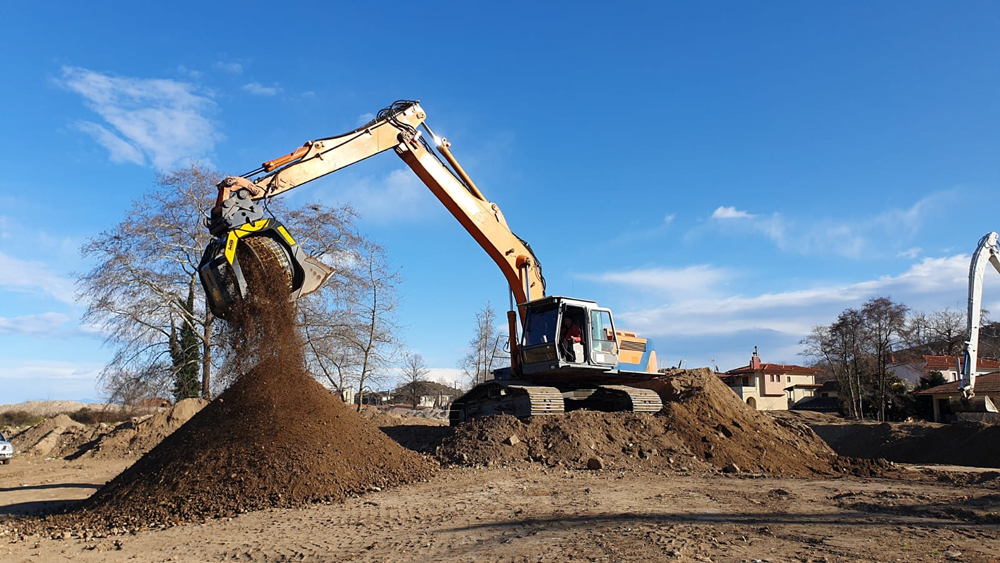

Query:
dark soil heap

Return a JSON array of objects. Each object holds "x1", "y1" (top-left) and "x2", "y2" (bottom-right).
[
  {"x1": 65, "y1": 247, "x2": 433, "y2": 529},
  {"x1": 437, "y1": 368, "x2": 889, "y2": 477}
]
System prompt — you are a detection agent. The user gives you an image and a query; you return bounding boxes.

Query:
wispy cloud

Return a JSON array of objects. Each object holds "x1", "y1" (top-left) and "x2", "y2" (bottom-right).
[
  {"x1": 711, "y1": 206, "x2": 755, "y2": 219},
  {"x1": 704, "y1": 190, "x2": 959, "y2": 258},
  {"x1": 0, "y1": 361, "x2": 101, "y2": 381},
  {"x1": 0, "y1": 360, "x2": 104, "y2": 403},
  {"x1": 212, "y1": 60, "x2": 244, "y2": 74},
  {"x1": 597, "y1": 253, "x2": 971, "y2": 340},
  {"x1": 74, "y1": 121, "x2": 145, "y2": 165},
  {"x1": 311, "y1": 168, "x2": 435, "y2": 224},
  {"x1": 583, "y1": 265, "x2": 733, "y2": 299},
  {"x1": 0, "y1": 313, "x2": 70, "y2": 337},
  {"x1": 243, "y1": 82, "x2": 281, "y2": 97},
  {"x1": 0, "y1": 252, "x2": 77, "y2": 304},
  {"x1": 356, "y1": 112, "x2": 375, "y2": 126},
  {"x1": 57, "y1": 66, "x2": 221, "y2": 169}
]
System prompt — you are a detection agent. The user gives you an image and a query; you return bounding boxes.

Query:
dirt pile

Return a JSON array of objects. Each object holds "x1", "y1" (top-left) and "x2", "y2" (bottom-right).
[
  {"x1": 437, "y1": 368, "x2": 885, "y2": 477},
  {"x1": 643, "y1": 368, "x2": 848, "y2": 476},
  {"x1": 57, "y1": 248, "x2": 433, "y2": 530},
  {"x1": 80, "y1": 398, "x2": 208, "y2": 460},
  {"x1": 9, "y1": 414, "x2": 93, "y2": 458},
  {"x1": 437, "y1": 410, "x2": 712, "y2": 472},
  {"x1": 0, "y1": 401, "x2": 121, "y2": 417}
]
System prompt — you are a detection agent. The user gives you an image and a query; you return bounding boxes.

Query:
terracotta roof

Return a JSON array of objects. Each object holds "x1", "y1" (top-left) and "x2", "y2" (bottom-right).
[
  {"x1": 726, "y1": 363, "x2": 823, "y2": 376},
  {"x1": 918, "y1": 355, "x2": 1000, "y2": 371},
  {"x1": 915, "y1": 372, "x2": 1000, "y2": 395}
]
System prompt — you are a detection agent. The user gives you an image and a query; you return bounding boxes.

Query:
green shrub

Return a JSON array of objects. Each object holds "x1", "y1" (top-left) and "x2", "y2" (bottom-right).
[
  {"x1": 68, "y1": 407, "x2": 134, "y2": 425},
  {"x1": 0, "y1": 410, "x2": 44, "y2": 428}
]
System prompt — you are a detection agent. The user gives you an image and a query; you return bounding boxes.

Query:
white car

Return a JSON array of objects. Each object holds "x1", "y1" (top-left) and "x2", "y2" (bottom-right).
[{"x1": 0, "y1": 432, "x2": 13, "y2": 464}]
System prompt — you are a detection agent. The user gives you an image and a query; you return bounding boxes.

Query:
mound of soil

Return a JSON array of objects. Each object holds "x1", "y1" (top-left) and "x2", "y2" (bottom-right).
[
  {"x1": 437, "y1": 410, "x2": 711, "y2": 472},
  {"x1": 10, "y1": 414, "x2": 89, "y2": 458},
  {"x1": 437, "y1": 368, "x2": 875, "y2": 477},
  {"x1": 642, "y1": 368, "x2": 844, "y2": 476},
  {"x1": 56, "y1": 249, "x2": 433, "y2": 530},
  {"x1": 80, "y1": 398, "x2": 208, "y2": 460}
]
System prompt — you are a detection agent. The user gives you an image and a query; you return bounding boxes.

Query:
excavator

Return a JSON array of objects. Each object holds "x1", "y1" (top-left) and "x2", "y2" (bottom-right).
[
  {"x1": 198, "y1": 100, "x2": 664, "y2": 425},
  {"x1": 951, "y1": 231, "x2": 1000, "y2": 417}
]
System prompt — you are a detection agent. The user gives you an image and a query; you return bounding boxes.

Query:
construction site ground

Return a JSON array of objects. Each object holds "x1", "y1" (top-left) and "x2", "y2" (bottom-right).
[{"x1": 2, "y1": 409, "x2": 999, "y2": 562}]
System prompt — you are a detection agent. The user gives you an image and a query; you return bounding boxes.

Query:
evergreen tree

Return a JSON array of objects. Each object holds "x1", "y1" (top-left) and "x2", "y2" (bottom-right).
[{"x1": 170, "y1": 283, "x2": 202, "y2": 401}]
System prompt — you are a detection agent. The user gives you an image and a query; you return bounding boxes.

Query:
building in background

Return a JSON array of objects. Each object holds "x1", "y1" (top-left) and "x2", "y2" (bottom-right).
[{"x1": 720, "y1": 348, "x2": 822, "y2": 411}]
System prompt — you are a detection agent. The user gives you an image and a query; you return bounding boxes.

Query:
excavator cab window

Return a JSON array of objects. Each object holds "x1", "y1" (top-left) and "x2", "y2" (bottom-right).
[{"x1": 524, "y1": 305, "x2": 558, "y2": 346}]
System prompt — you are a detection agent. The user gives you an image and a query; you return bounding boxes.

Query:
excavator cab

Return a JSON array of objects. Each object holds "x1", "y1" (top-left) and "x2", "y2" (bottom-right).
[{"x1": 518, "y1": 297, "x2": 620, "y2": 376}]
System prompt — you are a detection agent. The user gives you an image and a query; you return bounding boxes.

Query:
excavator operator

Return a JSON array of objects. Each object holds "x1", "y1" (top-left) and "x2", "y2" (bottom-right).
[{"x1": 561, "y1": 316, "x2": 583, "y2": 362}]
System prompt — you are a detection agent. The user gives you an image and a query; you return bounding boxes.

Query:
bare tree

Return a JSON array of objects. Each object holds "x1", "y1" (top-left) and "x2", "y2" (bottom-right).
[
  {"x1": 801, "y1": 308, "x2": 871, "y2": 420},
  {"x1": 79, "y1": 164, "x2": 217, "y2": 404},
  {"x1": 326, "y1": 239, "x2": 401, "y2": 411},
  {"x1": 78, "y1": 165, "x2": 380, "y2": 404},
  {"x1": 861, "y1": 297, "x2": 908, "y2": 421},
  {"x1": 458, "y1": 302, "x2": 509, "y2": 387},
  {"x1": 802, "y1": 297, "x2": 908, "y2": 421},
  {"x1": 901, "y1": 307, "x2": 966, "y2": 356},
  {"x1": 398, "y1": 353, "x2": 431, "y2": 409}
]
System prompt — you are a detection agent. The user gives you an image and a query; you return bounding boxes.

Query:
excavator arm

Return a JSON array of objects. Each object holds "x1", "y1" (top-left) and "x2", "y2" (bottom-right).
[
  {"x1": 199, "y1": 101, "x2": 545, "y2": 324},
  {"x1": 959, "y1": 231, "x2": 1000, "y2": 398}
]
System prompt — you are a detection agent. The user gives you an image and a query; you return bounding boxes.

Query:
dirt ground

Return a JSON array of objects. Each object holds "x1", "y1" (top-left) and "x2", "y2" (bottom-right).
[{"x1": 1, "y1": 436, "x2": 998, "y2": 562}]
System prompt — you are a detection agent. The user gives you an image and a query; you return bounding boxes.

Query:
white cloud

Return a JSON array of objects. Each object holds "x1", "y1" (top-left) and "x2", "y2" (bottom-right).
[
  {"x1": 0, "y1": 312, "x2": 70, "y2": 336},
  {"x1": 583, "y1": 265, "x2": 733, "y2": 299},
  {"x1": 243, "y1": 82, "x2": 281, "y2": 97},
  {"x1": 212, "y1": 60, "x2": 244, "y2": 74},
  {"x1": 0, "y1": 361, "x2": 103, "y2": 403},
  {"x1": 703, "y1": 191, "x2": 959, "y2": 259},
  {"x1": 663, "y1": 213, "x2": 676, "y2": 223},
  {"x1": 356, "y1": 112, "x2": 375, "y2": 126},
  {"x1": 711, "y1": 206, "x2": 755, "y2": 219},
  {"x1": 898, "y1": 247, "x2": 922, "y2": 259},
  {"x1": 0, "y1": 361, "x2": 101, "y2": 381},
  {"x1": 58, "y1": 66, "x2": 221, "y2": 169},
  {"x1": 74, "y1": 121, "x2": 145, "y2": 165},
  {"x1": 596, "y1": 253, "x2": 971, "y2": 340},
  {"x1": 176, "y1": 66, "x2": 204, "y2": 79},
  {"x1": 315, "y1": 168, "x2": 435, "y2": 224},
  {"x1": 0, "y1": 252, "x2": 77, "y2": 304}
]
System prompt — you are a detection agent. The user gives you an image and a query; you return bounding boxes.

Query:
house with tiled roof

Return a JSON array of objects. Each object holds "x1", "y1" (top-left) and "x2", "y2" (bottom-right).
[
  {"x1": 890, "y1": 354, "x2": 1000, "y2": 388},
  {"x1": 719, "y1": 347, "x2": 823, "y2": 411},
  {"x1": 914, "y1": 372, "x2": 1000, "y2": 422}
]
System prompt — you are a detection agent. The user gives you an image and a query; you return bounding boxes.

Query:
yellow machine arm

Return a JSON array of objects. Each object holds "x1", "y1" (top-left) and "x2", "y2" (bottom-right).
[{"x1": 216, "y1": 101, "x2": 546, "y2": 311}]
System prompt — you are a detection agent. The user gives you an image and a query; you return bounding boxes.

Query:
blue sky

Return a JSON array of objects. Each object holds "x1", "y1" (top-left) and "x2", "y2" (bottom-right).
[{"x1": 1, "y1": 2, "x2": 998, "y2": 402}]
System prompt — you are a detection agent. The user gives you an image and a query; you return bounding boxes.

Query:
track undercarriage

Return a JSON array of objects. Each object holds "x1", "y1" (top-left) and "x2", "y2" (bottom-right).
[{"x1": 448, "y1": 379, "x2": 663, "y2": 426}]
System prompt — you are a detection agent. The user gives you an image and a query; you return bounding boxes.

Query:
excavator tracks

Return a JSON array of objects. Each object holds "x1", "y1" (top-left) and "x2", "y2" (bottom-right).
[
  {"x1": 449, "y1": 381, "x2": 564, "y2": 426},
  {"x1": 449, "y1": 381, "x2": 663, "y2": 426},
  {"x1": 588, "y1": 385, "x2": 663, "y2": 414}
]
